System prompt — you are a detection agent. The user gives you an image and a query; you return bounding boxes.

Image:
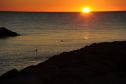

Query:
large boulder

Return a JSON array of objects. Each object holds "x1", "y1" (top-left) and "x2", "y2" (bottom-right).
[
  {"x1": 0, "y1": 41, "x2": 126, "y2": 84},
  {"x1": 0, "y1": 27, "x2": 19, "y2": 38}
]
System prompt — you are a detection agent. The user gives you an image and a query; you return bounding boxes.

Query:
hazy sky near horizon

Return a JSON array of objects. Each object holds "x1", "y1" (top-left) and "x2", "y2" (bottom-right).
[{"x1": 0, "y1": 0, "x2": 126, "y2": 12}]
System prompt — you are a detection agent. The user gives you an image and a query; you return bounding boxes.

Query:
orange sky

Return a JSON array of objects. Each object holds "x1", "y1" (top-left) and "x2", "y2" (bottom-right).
[{"x1": 0, "y1": 0, "x2": 126, "y2": 12}]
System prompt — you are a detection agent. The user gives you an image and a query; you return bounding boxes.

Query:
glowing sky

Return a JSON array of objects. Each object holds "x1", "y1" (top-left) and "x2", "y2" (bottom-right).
[{"x1": 0, "y1": 0, "x2": 126, "y2": 12}]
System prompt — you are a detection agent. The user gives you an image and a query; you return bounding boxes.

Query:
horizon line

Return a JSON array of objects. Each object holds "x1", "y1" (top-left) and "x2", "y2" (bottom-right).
[{"x1": 0, "y1": 10, "x2": 126, "y2": 13}]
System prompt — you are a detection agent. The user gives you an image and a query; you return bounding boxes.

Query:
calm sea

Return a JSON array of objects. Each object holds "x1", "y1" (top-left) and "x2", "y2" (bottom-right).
[{"x1": 0, "y1": 12, "x2": 126, "y2": 75}]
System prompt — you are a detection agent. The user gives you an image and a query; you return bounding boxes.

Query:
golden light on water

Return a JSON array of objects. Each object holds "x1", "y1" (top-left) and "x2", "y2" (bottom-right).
[{"x1": 82, "y1": 7, "x2": 91, "y2": 13}]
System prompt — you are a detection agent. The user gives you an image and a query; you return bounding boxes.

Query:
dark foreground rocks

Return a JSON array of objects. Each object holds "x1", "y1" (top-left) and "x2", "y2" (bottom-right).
[
  {"x1": 0, "y1": 41, "x2": 126, "y2": 84},
  {"x1": 0, "y1": 27, "x2": 19, "y2": 38}
]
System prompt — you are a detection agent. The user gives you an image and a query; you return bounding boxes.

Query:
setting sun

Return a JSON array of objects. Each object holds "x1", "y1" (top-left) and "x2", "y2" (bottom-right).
[{"x1": 82, "y1": 7, "x2": 91, "y2": 13}]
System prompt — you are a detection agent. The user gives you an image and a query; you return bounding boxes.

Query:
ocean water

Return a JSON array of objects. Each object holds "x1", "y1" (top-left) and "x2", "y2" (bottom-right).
[{"x1": 0, "y1": 12, "x2": 126, "y2": 75}]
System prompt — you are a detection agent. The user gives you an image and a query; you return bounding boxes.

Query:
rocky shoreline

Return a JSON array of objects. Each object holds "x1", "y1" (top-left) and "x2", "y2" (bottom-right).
[
  {"x1": 0, "y1": 27, "x2": 19, "y2": 38},
  {"x1": 0, "y1": 41, "x2": 126, "y2": 84}
]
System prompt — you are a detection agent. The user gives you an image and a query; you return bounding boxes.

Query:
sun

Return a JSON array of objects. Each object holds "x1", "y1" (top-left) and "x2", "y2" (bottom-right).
[{"x1": 82, "y1": 7, "x2": 91, "y2": 13}]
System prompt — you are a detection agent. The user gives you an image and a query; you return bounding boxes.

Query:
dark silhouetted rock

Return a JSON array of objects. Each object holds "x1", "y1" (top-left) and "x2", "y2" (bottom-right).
[
  {"x1": 0, "y1": 27, "x2": 19, "y2": 38},
  {"x1": 0, "y1": 41, "x2": 126, "y2": 84},
  {"x1": 0, "y1": 69, "x2": 19, "y2": 81}
]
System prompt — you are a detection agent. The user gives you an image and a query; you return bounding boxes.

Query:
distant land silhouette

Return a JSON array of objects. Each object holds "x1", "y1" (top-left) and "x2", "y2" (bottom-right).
[
  {"x1": 0, "y1": 41, "x2": 126, "y2": 84},
  {"x1": 0, "y1": 27, "x2": 19, "y2": 38}
]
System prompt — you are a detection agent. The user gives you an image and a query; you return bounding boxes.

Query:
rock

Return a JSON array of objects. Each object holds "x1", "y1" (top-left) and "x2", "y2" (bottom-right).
[
  {"x1": 0, "y1": 69, "x2": 19, "y2": 81},
  {"x1": 0, "y1": 41, "x2": 126, "y2": 84},
  {"x1": 0, "y1": 27, "x2": 19, "y2": 38}
]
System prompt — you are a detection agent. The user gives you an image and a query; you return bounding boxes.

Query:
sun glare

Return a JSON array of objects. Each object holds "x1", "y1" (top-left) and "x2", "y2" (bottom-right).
[{"x1": 82, "y1": 7, "x2": 91, "y2": 13}]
